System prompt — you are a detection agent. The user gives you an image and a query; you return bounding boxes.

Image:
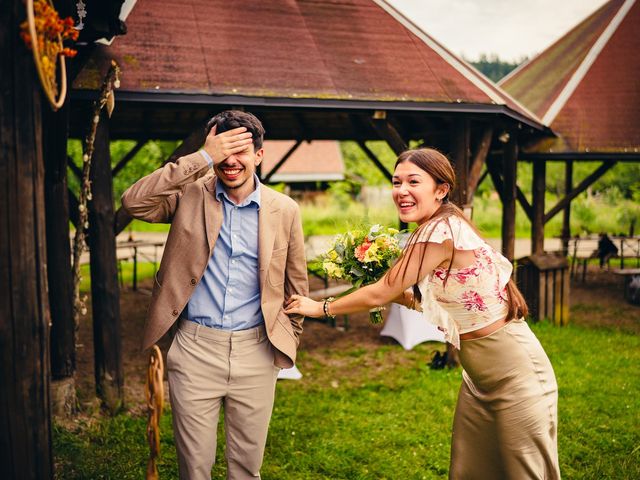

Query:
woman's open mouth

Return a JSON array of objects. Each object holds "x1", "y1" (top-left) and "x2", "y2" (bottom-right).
[{"x1": 397, "y1": 201, "x2": 415, "y2": 213}]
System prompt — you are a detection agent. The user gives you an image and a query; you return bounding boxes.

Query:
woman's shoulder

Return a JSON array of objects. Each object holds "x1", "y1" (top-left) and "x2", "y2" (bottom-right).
[{"x1": 413, "y1": 215, "x2": 481, "y2": 248}]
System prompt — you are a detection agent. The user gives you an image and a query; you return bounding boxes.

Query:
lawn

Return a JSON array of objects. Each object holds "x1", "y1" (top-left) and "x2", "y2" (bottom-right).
[{"x1": 54, "y1": 321, "x2": 640, "y2": 479}]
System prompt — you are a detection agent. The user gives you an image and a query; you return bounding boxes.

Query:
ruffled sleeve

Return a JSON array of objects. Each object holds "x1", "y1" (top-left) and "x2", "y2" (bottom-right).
[{"x1": 411, "y1": 216, "x2": 485, "y2": 250}]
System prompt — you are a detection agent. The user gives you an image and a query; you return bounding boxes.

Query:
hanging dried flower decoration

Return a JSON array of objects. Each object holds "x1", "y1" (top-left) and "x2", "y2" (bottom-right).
[{"x1": 20, "y1": 0, "x2": 79, "y2": 111}]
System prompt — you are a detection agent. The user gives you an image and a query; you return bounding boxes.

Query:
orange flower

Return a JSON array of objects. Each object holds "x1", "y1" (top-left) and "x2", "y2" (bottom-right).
[{"x1": 354, "y1": 241, "x2": 372, "y2": 262}]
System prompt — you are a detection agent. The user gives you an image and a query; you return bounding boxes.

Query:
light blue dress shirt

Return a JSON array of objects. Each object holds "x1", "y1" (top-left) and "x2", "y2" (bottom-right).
[{"x1": 185, "y1": 174, "x2": 263, "y2": 330}]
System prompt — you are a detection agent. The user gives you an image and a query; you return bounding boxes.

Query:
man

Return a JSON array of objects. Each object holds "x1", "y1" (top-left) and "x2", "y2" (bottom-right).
[{"x1": 122, "y1": 110, "x2": 308, "y2": 479}]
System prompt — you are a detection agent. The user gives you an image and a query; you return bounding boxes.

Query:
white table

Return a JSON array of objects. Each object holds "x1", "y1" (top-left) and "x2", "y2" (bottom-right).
[
  {"x1": 380, "y1": 303, "x2": 445, "y2": 350},
  {"x1": 277, "y1": 364, "x2": 303, "y2": 380}
]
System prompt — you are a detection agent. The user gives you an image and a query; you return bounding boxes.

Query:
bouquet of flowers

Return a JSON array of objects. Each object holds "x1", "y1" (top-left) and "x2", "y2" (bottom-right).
[{"x1": 319, "y1": 224, "x2": 403, "y2": 324}]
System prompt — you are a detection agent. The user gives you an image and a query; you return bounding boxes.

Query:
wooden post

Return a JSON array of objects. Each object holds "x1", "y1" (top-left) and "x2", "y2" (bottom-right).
[
  {"x1": 501, "y1": 132, "x2": 517, "y2": 262},
  {"x1": 532, "y1": 160, "x2": 546, "y2": 255},
  {"x1": 0, "y1": 0, "x2": 53, "y2": 475},
  {"x1": 43, "y1": 98, "x2": 78, "y2": 415},
  {"x1": 444, "y1": 118, "x2": 471, "y2": 369},
  {"x1": 450, "y1": 118, "x2": 470, "y2": 209},
  {"x1": 561, "y1": 160, "x2": 573, "y2": 255},
  {"x1": 88, "y1": 112, "x2": 124, "y2": 413}
]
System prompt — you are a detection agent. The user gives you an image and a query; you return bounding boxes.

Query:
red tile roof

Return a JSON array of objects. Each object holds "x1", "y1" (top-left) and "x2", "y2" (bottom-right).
[
  {"x1": 261, "y1": 141, "x2": 344, "y2": 182},
  {"x1": 73, "y1": 0, "x2": 540, "y2": 125},
  {"x1": 501, "y1": 0, "x2": 639, "y2": 153}
]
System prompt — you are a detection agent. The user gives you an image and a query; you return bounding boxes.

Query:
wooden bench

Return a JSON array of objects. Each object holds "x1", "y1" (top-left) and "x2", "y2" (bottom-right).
[{"x1": 568, "y1": 236, "x2": 640, "y2": 282}]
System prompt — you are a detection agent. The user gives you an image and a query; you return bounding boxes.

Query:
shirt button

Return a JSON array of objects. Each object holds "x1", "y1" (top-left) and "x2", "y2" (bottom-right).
[
  {"x1": 190, "y1": 278, "x2": 197, "y2": 285},
  {"x1": 231, "y1": 260, "x2": 236, "y2": 265},
  {"x1": 228, "y1": 287, "x2": 233, "y2": 293},
  {"x1": 172, "y1": 309, "x2": 179, "y2": 316}
]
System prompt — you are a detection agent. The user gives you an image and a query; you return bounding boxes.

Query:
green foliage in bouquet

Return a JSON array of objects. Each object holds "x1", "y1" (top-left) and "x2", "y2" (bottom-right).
[{"x1": 319, "y1": 225, "x2": 403, "y2": 323}]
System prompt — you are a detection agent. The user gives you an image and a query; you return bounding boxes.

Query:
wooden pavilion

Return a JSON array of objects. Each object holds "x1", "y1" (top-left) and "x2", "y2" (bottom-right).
[
  {"x1": 499, "y1": 0, "x2": 640, "y2": 255},
  {"x1": 2, "y1": 0, "x2": 550, "y2": 476}
]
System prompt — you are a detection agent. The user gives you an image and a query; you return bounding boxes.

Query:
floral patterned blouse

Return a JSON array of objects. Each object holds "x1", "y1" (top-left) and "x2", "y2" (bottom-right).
[{"x1": 412, "y1": 216, "x2": 513, "y2": 349}]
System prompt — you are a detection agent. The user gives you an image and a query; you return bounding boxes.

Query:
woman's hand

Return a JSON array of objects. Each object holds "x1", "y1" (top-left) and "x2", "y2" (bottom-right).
[{"x1": 285, "y1": 295, "x2": 325, "y2": 318}]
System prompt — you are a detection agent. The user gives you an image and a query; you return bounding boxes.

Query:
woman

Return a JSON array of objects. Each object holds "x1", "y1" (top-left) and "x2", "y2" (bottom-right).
[{"x1": 285, "y1": 148, "x2": 560, "y2": 479}]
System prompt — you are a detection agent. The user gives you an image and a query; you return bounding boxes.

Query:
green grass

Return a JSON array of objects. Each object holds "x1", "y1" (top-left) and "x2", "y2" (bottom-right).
[{"x1": 54, "y1": 322, "x2": 640, "y2": 479}]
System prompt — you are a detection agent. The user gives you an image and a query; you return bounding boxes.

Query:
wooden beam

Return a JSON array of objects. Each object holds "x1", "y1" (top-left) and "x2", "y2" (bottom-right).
[
  {"x1": 114, "y1": 123, "x2": 208, "y2": 235},
  {"x1": 561, "y1": 160, "x2": 573, "y2": 255},
  {"x1": 450, "y1": 118, "x2": 471, "y2": 207},
  {"x1": 67, "y1": 155, "x2": 82, "y2": 179},
  {"x1": 532, "y1": 160, "x2": 546, "y2": 255},
  {"x1": 68, "y1": 189, "x2": 79, "y2": 228},
  {"x1": 516, "y1": 186, "x2": 533, "y2": 221},
  {"x1": 43, "y1": 99, "x2": 76, "y2": 383},
  {"x1": 0, "y1": 1, "x2": 52, "y2": 473},
  {"x1": 87, "y1": 112, "x2": 124, "y2": 413},
  {"x1": 357, "y1": 141, "x2": 393, "y2": 182},
  {"x1": 370, "y1": 117, "x2": 408, "y2": 155},
  {"x1": 262, "y1": 140, "x2": 302, "y2": 183},
  {"x1": 485, "y1": 154, "x2": 532, "y2": 220},
  {"x1": 501, "y1": 133, "x2": 517, "y2": 261},
  {"x1": 544, "y1": 161, "x2": 617, "y2": 223},
  {"x1": 485, "y1": 155, "x2": 505, "y2": 203},
  {"x1": 467, "y1": 126, "x2": 493, "y2": 203},
  {"x1": 112, "y1": 139, "x2": 148, "y2": 177}
]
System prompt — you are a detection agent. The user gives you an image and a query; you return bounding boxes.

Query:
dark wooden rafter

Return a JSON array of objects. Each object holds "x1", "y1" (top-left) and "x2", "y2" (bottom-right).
[
  {"x1": 88, "y1": 112, "x2": 123, "y2": 412},
  {"x1": 114, "y1": 123, "x2": 208, "y2": 235},
  {"x1": 68, "y1": 189, "x2": 80, "y2": 227},
  {"x1": 485, "y1": 154, "x2": 533, "y2": 221},
  {"x1": 369, "y1": 115, "x2": 408, "y2": 155},
  {"x1": 449, "y1": 118, "x2": 470, "y2": 207},
  {"x1": 67, "y1": 155, "x2": 82, "y2": 179},
  {"x1": 263, "y1": 140, "x2": 302, "y2": 183},
  {"x1": 112, "y1": 139, "x2": 148, "y2": 176},
  {"x1": 1, "y1": 0, "x2": 52, "y2": 473},
  {"x1": 561, "y1": 160, "x2": 573, "y2": 254},
  {"x1": 532, "y1": 160, "x2": 546, "y2": 255},
  {"x1": 43, "y1": 100, "x2": 76, "y2": 381},
  {"x1": 466, "y1": 125, "x2": 493, "y2": 203},
  {"x1": 516, "y1": 186, "x2": 533, "y2": 221},
  {"x1": 543, "y1": 161, "x2": 617, "y2": 224},
  {"x1": 485, "y1": 154, "x2": 505, "y2": 202},
  {"x1": 357, "y1": 141, "x2": 393, "y2": 182},
  {"x1": 501, "y1": 132, "x2": 518, "y2": 261}
]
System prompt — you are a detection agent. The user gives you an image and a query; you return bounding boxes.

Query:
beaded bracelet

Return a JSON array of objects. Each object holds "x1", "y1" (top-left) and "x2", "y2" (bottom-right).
[{"x1": 323, "y1": 297, "x2": 336, "y2": 319}]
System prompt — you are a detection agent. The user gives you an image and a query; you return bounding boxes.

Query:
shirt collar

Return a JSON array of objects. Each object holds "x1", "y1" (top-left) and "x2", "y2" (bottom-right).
[{"x1": 215, "y1": 174, "x2": 261, "y2": 208}]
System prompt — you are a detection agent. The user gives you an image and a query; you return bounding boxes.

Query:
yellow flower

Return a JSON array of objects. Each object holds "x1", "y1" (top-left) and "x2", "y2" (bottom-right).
[
  {"x1": 363, "y1": 243, "x2": 379, "y2": 263},
  {"x1": 323, "y1": 261, "x2": 344, "y2": 279}
]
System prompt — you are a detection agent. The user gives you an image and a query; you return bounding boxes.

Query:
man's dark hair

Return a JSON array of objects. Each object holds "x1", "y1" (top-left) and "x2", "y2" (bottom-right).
[{"x1": 206, "y1": 110, "x2": 265, "y2": 150}]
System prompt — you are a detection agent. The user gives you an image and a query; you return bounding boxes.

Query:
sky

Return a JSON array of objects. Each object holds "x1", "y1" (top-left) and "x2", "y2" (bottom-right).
[{"x1": 385, "y1": 0, "x2": 610, "y2": 62}]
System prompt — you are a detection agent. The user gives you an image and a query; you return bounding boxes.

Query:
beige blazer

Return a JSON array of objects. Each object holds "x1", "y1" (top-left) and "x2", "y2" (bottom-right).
[{"x1": 121, "y1": 152, "x2": 308, "y2": 368}]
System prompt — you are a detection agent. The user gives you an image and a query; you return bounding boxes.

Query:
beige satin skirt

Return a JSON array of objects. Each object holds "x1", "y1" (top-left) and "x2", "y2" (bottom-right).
[{"x1": 450, "y1": 318, "x2": 560, "y2": 479}]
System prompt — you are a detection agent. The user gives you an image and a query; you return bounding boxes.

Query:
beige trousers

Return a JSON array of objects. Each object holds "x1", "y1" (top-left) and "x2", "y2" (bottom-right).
[
  {"x1": 167, "y1": 320, "x2": 280, "y2": 480},
  {"x1": 450, "y1": 318, "x2": 560, "y2": 479}
]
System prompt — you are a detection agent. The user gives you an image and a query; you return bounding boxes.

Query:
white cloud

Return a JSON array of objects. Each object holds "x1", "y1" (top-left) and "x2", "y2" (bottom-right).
[{"x1": 385, "y1": 0, "x2": 610, "y2": 62}]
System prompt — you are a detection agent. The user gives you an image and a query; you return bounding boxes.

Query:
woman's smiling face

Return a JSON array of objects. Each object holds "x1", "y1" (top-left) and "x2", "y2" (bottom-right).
[{"x1": 392, "y1": 161, "x2": 450, "y2": 225}]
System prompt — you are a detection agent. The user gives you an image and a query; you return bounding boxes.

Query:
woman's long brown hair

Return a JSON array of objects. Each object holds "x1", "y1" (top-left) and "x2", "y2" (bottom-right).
[{"x1": 386, "y1": 148, "x2": 528, "y2": 320}]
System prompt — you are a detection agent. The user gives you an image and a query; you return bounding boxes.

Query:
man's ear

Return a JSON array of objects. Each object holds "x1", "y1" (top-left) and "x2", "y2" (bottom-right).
[{"x1": 254, "y1": 147, "x2": 264, "y2": 166}]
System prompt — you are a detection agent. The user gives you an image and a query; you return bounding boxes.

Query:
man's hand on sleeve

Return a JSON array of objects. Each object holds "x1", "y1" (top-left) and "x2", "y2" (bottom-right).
[{"x1": 202, "y1": 125, "x2": 254, "y2": 166}]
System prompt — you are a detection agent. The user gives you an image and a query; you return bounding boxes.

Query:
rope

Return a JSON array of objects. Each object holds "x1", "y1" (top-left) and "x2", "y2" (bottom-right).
[{"x1": 145, "y1": 345, "x2": 164, "y2": 480}]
